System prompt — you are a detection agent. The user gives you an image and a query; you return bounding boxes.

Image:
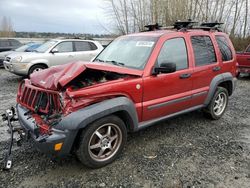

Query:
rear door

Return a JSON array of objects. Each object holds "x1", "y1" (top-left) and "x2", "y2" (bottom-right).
[
  {"x1": 142, "y1": 36, "x2": 193, "y2": 121},
  {"x1": 188, "y1": 34, "x2": 222, "y2": 106}
]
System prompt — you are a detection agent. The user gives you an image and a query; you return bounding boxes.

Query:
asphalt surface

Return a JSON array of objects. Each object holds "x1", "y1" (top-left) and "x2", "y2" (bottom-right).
[{"x1": 0, "y1": 69, "x2": 250, "y2": 188}]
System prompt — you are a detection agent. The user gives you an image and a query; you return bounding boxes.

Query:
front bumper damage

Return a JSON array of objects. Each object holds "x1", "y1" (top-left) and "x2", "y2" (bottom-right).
[
  {"x1": 1, "y1": 107, "x2": 23, "y2": 170},
  {"x1": 2, "y1": 105, "x2": 77, "y2": 170}
]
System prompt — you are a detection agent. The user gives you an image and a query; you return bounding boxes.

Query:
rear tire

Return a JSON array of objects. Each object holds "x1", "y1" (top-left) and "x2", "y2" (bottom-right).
[
  {"x1": 76, "y1": 115, "x2": 127, "y2": 168},
  {"x1": 203, "y1": 87, "x2": 229, "y2": 120}
]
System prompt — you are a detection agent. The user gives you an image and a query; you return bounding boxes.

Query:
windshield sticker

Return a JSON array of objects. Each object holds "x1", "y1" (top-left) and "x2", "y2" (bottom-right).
[{"x1": 136, "y1": 41, "x2": 155, "y2": 47}]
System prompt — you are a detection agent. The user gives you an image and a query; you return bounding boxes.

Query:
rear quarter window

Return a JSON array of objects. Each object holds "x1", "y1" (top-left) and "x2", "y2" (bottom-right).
[
  {"x1": 215, "y1": 36, "x2": 233, "y2": 61},
  {"x1": 191, "y1": 36, "x2": 217, "y2": 66}
]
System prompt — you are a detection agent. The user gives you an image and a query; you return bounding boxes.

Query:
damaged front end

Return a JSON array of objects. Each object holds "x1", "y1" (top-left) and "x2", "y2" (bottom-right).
[
  {"x1": 2, "y1": 61, "x2": 141, "y2": 169},
  {"x1": 17, "y1": 79, "x2": 63, "y2": 135}
]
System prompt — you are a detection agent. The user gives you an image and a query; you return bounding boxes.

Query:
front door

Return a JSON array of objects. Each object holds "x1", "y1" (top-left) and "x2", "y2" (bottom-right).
[
  {"x1": 142, "y1": 37, "x2": 193, "y2": 121},
  {"x1": 49, "y1": 41, "x2": 76, "y2": 66}
]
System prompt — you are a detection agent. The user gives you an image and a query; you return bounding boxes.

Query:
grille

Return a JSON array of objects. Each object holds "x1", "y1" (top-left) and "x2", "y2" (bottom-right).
[{"x1": 18, "y1": 81, "x2": 61, "y2": 114}]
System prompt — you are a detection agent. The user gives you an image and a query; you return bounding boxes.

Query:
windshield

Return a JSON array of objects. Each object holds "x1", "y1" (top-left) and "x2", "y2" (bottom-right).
[
  {"x1": 14, "y1": 43, "x2": 33, "y2": 52},
  {"x1": 94, "y1": 36, "x2": 158, "y2": 69},
  {"x1": 35, "y1": 40, "x2": 57, "y2": 53}
]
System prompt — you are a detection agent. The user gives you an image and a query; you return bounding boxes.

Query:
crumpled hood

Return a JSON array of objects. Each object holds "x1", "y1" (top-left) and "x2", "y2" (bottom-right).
[{"x1": 30, "y1": 61, "x2": 143, "y2": 90}]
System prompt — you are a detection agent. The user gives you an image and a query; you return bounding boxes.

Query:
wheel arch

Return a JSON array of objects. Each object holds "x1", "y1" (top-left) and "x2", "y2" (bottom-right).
[
  {"x1": 57, "y1": 97, "x2": 139, "y2": 131},
  {"x1": 28, "y1": 63, "x2": 48, "y2": 74},
  {"x1": 204, "y1": 73, "x2": 236, "y2": 105},
  {"x1": 59, "y1": 97, "x2": 138, "y2": 153}
]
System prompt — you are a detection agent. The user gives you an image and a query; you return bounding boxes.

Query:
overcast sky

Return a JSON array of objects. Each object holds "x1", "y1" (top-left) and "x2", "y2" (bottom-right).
[{"x1": 0, "y1": 0, "x2": 109, "y2": 34}]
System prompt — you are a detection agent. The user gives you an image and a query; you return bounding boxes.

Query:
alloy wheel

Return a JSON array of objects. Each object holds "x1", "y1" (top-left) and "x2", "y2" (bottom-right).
[
  {"x1": 213, "y1": 92, "x2": 227, "y2": 116},
  {"x1": 88, "y1": 123, "x2": 122, "y2": 162}
]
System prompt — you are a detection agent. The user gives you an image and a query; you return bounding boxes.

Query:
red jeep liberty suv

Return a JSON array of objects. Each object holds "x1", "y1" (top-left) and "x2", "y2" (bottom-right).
[{"x1": 6, "y1": 22, "x2": 237, "y2": 169}]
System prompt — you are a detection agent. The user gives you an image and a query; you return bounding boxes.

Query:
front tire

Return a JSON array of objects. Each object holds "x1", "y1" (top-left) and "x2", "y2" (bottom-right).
[
  {"x1": 76, "y1": 115, "x2": 127, "y2": 168},
  {"x1": 28, "y1": 64, "x2": 47, "y2": 77},
  {"x1": 203, "y1": 87, "x2": 229, "y2": 120}
]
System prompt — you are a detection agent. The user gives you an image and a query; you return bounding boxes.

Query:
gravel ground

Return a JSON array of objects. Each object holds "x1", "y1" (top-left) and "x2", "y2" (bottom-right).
[{"x1": 0, "y1": 69, "x2": 250, "y2": 188}]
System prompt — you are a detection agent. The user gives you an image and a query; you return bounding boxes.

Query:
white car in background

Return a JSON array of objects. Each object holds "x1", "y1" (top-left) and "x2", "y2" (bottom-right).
[{"x1": 3, "y1": 38, "x2": 103, "y2": 76}]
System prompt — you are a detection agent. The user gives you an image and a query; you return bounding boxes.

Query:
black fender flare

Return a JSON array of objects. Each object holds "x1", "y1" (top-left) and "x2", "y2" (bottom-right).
[
  {"x1": 56, "y1": 97, "x2": 139, "y2": 131},
  {"x1": 204, "y1": 72, "x2": 236, "y2": 105}
]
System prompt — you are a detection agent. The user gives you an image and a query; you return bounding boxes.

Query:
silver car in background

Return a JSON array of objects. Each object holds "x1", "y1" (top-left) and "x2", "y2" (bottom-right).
[
  {"x1": 3, "y1": 38, "x2": 103, "y2": 76},
  {"x1": 0, "y1": 42, "x2": 41, "y2": 67}
]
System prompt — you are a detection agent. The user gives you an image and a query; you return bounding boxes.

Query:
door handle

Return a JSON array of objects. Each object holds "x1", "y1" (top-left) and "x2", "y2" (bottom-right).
[
  {"x1": 68, "y1": 55, "x2": 74, "y2": 58},
  {"x1": 179, "y1": 73, "x2": 192, "y2": 79},
  {"x1": 213, "y1": 66, "x2": 221, "y2": 72},
  {"x1": 247, "y1": 58, "x2": 250, "y2": 60}
]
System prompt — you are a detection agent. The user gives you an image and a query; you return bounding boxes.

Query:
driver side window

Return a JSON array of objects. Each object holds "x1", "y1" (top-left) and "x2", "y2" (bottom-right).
[
  {"x1": 157, "y1": 38, "x2": 188, "y2": 70},
  {"x1": 54, "y1": 42, "x2": 73, "y2": 53}
]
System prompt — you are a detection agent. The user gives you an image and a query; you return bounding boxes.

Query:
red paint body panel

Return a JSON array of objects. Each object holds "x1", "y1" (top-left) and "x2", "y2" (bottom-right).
[{"x1": 237, "y1": 45, "x2": 250, "y2": 73}]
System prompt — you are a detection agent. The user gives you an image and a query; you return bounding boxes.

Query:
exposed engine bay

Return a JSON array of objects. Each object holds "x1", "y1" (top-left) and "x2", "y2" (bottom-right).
[{"x1": 66, "y1": 69, "x2": 130, "y2": 90}]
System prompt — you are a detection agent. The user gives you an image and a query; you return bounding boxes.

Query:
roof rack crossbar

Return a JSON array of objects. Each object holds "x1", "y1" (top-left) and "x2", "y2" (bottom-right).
[
  {"x1": 200, "y1": 22, "x2": 224, "y2": 28},
  {"x1": 142, "y1": 20, "x2": 224, "y2": 32},
  {"x1": 144, "y1": 23, "x2": 162, "y2": 31},
  {"x1": 173, "y1": 20, "x2": 198, "y2": 30}
]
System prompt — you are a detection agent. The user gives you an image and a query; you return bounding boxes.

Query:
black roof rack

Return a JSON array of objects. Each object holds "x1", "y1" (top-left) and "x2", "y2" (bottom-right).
[
  {"x1": 173, "y1": 20, "x2": 198, "y2": 30},
  {"x1": 144, "y1": 23, "x2": 162, "y2": 31},
  {"x1": 200, "y1": 22, "x2": 224, "y2": 27},
  {"x1": 197, "y1": 22, "x2": 224, "y2": 31},
  {"x1": 142, "y1": 20, "x2": 224, "y2": 33}
]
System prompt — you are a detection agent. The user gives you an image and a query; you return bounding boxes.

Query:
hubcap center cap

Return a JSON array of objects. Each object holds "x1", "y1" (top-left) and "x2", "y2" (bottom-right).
[{"x1": 101, "y1": 137, "x2": 110, "y2": 148}]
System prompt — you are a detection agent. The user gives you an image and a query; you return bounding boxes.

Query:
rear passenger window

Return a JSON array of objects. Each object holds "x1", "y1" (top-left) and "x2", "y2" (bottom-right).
[
  {"x1": 215, "y1": 36, "x2": 233, "y2": 61},
  {"x1": 191, "y1": 36, "x2": 216, "y2": 66},
  {"x1": 157, "y1": 38, "x2": 188, "y2": 71},
  {"x1": 74, "y1": 41, "x2": 96, "y2": 51},
  {"x1": 89, "y1": 42, "x2": 98, "y2": 50}
]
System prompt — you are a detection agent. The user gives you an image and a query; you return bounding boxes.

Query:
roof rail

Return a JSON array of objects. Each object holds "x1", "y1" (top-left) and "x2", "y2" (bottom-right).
[{"x1": 55, "y1": 36, "x2": 94, "y2": 40}]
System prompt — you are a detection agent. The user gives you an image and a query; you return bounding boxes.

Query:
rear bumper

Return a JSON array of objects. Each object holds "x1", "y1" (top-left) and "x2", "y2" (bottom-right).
[
  {"x1": 238, "y1": 67, "x2": 250, "y2": 73},
  {"x1": 17, "y1": 104, "x2": 77, "y2": 156}
]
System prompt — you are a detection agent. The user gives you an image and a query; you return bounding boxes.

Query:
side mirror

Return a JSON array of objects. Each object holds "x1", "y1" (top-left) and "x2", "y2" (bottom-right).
[
  {"x1": 153, "y1": 62, "x2": 176, "y2": 75},
  {"x1": 51, "y1": 48, "x2": 59, "y2": 54}
]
